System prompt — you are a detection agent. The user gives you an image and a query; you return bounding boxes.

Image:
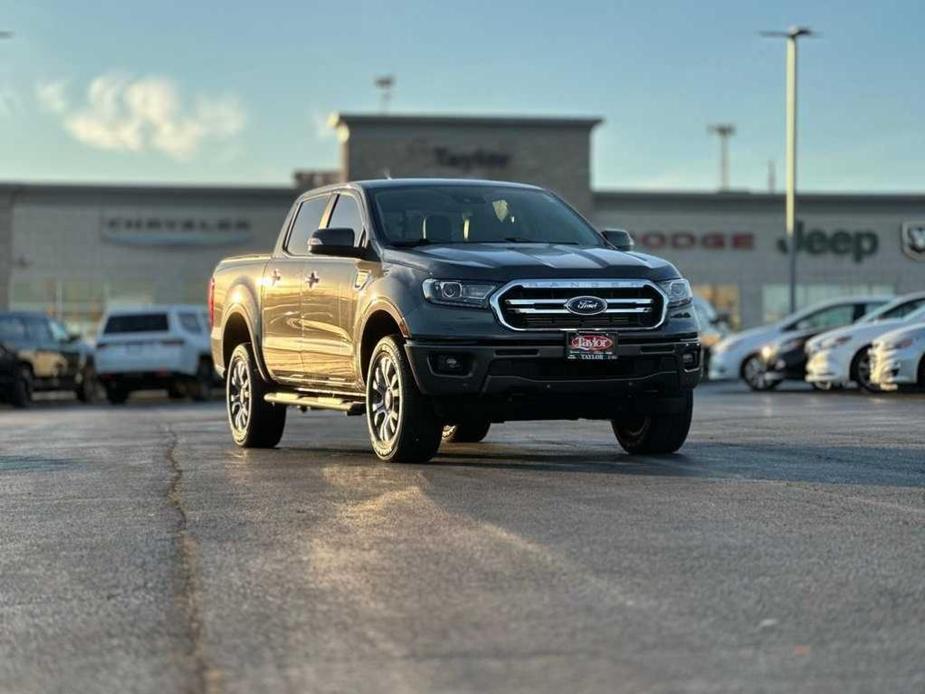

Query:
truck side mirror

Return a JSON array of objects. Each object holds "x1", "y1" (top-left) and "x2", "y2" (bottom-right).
[
  {"x1": 602, "y1": 229, "x2": 634, "y2": 252},
  {"x1": 308, "y1": 228, "x2": 365, "y2": 258}
]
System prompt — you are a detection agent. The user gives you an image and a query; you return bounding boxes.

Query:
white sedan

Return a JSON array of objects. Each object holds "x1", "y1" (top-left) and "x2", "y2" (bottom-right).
[
  {"x1": 805, "y1": 295, "x2": 925, "y2": 392},
  {"x1": 870, "y1": 321, "x2": 925, "y2": 391},
  {"x1": 709, "y1": 295, "x2": 891, "y2": 389}
]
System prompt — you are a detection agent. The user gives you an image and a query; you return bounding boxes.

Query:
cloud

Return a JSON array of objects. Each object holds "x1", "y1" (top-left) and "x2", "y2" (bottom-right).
[
  {"x1": 0, "y1": 88, "x2": 23, "y2": 118},
  {"x1": 35, "y1": 74, "x2": 245, "y2": 159}
]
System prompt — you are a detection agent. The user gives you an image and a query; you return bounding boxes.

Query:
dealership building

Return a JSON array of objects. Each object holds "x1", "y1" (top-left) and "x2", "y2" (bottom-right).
[{"x1": 1, "y1": 112, "x2": 923, "y2": 335}]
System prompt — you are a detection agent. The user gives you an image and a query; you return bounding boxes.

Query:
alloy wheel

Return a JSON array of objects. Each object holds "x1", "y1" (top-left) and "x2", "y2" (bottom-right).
[
  {"x1": 228, "y1": 358, "x2": 251, "y2": 434},
  {"x1": 369, "y1": 354, "x2": 401, "y2": 446}
]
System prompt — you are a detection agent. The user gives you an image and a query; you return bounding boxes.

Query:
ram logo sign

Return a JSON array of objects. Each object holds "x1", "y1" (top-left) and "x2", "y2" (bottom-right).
[{"x1": 901, "y1": 222, "x2": 925, "y2": 261}]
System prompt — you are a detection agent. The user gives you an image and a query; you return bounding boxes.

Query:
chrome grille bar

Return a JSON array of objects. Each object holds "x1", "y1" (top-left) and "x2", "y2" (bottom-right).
[{"x1": 508, "y1": 307, "x2": 653, "y2": 314}]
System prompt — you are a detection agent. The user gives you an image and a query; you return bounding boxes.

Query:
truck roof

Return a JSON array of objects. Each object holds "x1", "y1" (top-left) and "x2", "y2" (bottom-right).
[{"x1": 300, "y1": 178, "x2": 545, "y2": 197}]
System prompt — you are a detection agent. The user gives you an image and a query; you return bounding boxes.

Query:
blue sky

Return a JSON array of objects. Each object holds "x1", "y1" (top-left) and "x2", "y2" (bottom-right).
[{"x1": 1, "y1": 0, "x2": 922, "y2": 191}]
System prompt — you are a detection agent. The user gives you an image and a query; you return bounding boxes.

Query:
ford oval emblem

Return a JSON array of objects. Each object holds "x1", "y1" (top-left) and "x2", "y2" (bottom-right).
[{"x1": 565, "y1": 295, "x2": 607, "y2": 316}]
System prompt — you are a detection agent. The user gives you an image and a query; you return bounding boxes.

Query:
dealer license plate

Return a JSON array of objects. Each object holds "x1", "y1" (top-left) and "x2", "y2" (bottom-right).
[{"x1": 565, "y1": 332, "x2": 618, "y2": 361}]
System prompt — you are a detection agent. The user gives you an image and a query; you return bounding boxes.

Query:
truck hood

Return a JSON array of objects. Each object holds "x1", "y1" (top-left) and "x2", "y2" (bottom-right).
[{"x1": 382, "y1": 243, "x2": 680, "y2": 281}]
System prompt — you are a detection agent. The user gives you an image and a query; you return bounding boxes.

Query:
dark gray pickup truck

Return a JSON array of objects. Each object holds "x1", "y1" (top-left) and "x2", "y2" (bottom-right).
[{"x1": 209, "y1": 179, "x2": 701, "y2": 462}]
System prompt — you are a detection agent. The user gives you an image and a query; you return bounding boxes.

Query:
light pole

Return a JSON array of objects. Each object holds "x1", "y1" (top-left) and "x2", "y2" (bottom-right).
[
  {"x1": 761, "y1": 26, "x2": 816, "y2": 314},
  {"x1": 707, "y1": 123, "x2": 736, "y2": 190},
  {"x1": 374, "y1": 75, "x2": 395, "y2": 113}
]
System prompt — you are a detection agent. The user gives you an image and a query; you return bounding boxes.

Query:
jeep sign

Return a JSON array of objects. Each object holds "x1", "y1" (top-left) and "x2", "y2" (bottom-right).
[
  {"x1": 902, "y1": 221, "x2": 925, "y2": 261},
  {"x1": 776, "y1": 225, "x2": 879, "y2": 263}
]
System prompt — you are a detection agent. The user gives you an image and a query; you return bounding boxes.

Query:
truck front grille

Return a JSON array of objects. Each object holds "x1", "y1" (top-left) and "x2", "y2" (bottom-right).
[{"x1": 492, "y1": 280, "x2": 666, "y2": 331}]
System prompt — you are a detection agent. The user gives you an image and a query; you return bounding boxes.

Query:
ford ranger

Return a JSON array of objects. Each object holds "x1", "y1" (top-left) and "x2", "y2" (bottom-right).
[{"x1": 209, "y1": 179, "x2": 701, "y2": 463}]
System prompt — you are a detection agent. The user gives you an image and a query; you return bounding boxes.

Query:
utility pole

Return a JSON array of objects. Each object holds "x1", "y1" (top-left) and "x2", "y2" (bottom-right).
[
  {"x1": 374, "y1": 75, "x2": 395, "y2": 113},
  {"x1": 761, "y1": 26, "x2": 816, "y2": 313},
  {"x1": 707, "y1": 123, "x2": 736, "y2": 190}
]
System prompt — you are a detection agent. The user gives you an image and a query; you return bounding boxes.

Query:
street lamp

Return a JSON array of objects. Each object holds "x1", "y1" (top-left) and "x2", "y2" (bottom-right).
[
  {"x1": 761, "y1": 26, "x2": 816, "y2": 314},
  {"x1": 707, "y1": 123, "x2": 736, "y2": 191}
]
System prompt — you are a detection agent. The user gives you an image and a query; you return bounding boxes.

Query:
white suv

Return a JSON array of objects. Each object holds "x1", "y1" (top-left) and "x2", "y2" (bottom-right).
[{"x1": 95, "y1": 305, "x2": 215, "y2": 404}]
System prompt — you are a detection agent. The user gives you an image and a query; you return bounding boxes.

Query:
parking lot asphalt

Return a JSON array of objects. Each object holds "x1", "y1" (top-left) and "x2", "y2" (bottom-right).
[{"x1": 2, "y1": 383, "x2": 924, "y2": 694}]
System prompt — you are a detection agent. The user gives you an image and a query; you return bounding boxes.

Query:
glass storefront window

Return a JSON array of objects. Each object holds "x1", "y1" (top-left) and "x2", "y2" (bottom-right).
[
  {"x1": 762, "y1": 284, "x2": 894, "y2": 323},
  {"x1": 693, "y1": 284, "x2": 741, "y2": 330}
]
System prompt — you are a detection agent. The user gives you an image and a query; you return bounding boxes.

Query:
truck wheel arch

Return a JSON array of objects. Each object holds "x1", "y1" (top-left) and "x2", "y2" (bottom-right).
[
  {"x1": 359, "y1": 306, "x2": 408, "y2": 383},
  {"x1": 222, "y1": 310, "x2": 271, "y2": 382}
]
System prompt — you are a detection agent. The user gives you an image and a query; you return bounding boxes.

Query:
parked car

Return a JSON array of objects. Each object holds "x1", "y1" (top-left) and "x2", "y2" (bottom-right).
[
  {"x1": 693, "y1": 295, "x2": 730, "y2": 379},
  {"x1": 0, "y1": 342, "x2": 28, "y2": 407},
  {"x1": 708, "y1": 296, "x2": 892, "y2": 390},
  {"x1": 210, "y1": 179, "x2": 702, "y2": 463},
  {"x1": 0, "y1": 311, "x2": 98, "y2": 407},
  {"x1": 869, "y1": 320, "x2": 925, "y2": 392},
  {"x1": 805, "y1": 293, "x2": 925, "y2": 391},
  {"x1": 95, "y1": 305, "x2": 215, "y2": 404}
]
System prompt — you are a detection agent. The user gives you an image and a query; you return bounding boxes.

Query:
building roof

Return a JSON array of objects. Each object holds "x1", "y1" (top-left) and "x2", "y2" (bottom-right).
[
  {"x1": 331, "y1": 112, "x2": 603, "y2": 129},
  {"x1": 593, "y1": 189, "x2": 925, "y2": 210}
]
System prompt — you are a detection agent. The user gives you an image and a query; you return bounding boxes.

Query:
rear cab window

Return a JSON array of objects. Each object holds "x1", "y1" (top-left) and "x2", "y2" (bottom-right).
[{"x1": 103, "y1": 313, "x2": 170, "y2": 334}]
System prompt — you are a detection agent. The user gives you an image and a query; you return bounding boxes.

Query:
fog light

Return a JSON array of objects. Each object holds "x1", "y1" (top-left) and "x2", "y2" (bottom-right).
[
  {"x1": 681, "y1": 350, "x2": 700, "y2": 369},
  {"x1": 433, "y1": 353, "x2": 468, "y2": 375}
]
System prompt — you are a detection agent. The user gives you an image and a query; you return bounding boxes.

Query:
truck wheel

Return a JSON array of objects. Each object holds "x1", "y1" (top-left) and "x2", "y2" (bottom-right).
[
  {"x1": 227, "y1": 343, "x2": 286, "y2": 448},
  {"x1": 106, "y1": 382, "x2": 129, "y2": 405},
  {"x1": 190, "y1": 359, "x2": 214, "y2": 402},
  {"x1": 742, "y1": 354, "x2": 778, "y2": 391},
  {"x1": 10, "y1": 364, "x2": 33, "y2": 409},
  {"x1": 851, "y1": 347, "x2": 879, "y2": 393},
  {"x1": 442, "y1": 418, "x2": 491, "y2": 443},
  {"x1": 366, "y1": 336, "x2": 442, "y2": 463},
  {"x1": 612, "y1": 391, "x2": 693, "y2": 454}
]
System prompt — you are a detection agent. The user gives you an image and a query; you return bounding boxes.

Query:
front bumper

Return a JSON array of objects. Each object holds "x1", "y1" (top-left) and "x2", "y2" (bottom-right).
[
  {"x1": 762, "y1": 347, "x2": 807, "y2": 383},
  {"x1": 708, "y1": 348, "x2": 741, "y2": 381},
  {"x1": 805, "y1": 348, "x2": 852, "y2": 386},
  {"x1": 404, "y1": 334, "x2": 700, "y2": 420},
  {"x1": 870, "y1": 347, "x2": 920, "y2": 390}
]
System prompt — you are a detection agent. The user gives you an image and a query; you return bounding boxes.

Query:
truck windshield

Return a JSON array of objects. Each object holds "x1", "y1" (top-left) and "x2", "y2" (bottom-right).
[{"x1": 369, "y1": 185, "x2": 604, "y2": 247}]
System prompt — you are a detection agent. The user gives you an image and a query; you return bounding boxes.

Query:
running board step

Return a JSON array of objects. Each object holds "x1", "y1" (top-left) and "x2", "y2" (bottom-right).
[{"x1": 264, "y1": 392, "x2": 366, "y2": 415}]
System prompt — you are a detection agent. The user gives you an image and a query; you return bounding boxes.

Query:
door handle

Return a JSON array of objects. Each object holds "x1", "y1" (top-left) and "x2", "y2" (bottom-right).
[
  {"x1": 305, "y1": 271, "x2": 320, "y2": 288},
  {"x1": 270, "y1": 269, "x2": 282, "y2": 285}
]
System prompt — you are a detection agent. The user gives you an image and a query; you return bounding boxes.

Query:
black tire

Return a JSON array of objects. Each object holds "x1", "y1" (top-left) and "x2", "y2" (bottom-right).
[
  {"x1": 10, "y1": 364, "x2": 33, "y2": 409},
  {"x1": 811, "y1": 381, "x2": 843, "y2": 392},
  {"x1": 167, "y1": 383, "x2": 186, "y2": 400},
  {"x1": 227, "y1": 343, "x2": 286, "y2": 448},
  {"x1": 190, "y1": 359, "x2": 214, "y2": 402},
  {"x1": 105, "y1": 382, "x2": 129, "y2": 405},
  {"x1": 442, "y1": 418, "x2": 491, "y2": 443},
  {"x1": 742, "y1": 354, "x2": 779, "y2": 392},
  {"x1": 75, "y1": 364, "x2": 99, "y2": 403},
  {"x1": 612, "y1": 390, "x2": 693, "y2": 454},
  {"x1": 851, "y1": 347, "x2": 879, "y2": 393},
  {"x1": 917, "y1": 356, "x2": 925, "y2": 389},
  {"x1": 366, "y1": 335, "x2": 442, "y2": 463}
]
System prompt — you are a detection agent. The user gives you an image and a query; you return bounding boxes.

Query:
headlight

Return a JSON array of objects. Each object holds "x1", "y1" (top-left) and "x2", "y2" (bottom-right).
[
  {"x1": 713, "y1": 336, "x2": 741, "y2": 354},
  {"x1": 658, "y1": 279, "x2": 693, "y2": 307},
  {"x1": 819, "y1": 335, "x2": 852, "y2": 350},
  {"x1": 422, "y1": 279, "x2": 498, "y2": 308},
  {"x1": 887, "y1": 336, "x2": 917, "y2": 350}
]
